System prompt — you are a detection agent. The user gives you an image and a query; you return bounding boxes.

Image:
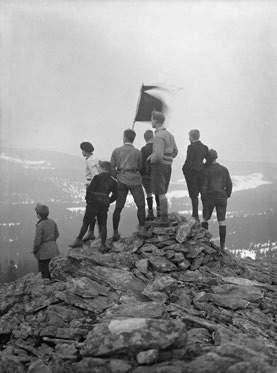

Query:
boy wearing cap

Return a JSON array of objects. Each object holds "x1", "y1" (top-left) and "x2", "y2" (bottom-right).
[
  {"x1": 149, "y1": 110, "x2": 178, "y2": 226},
  {"x1": 70, "y1": 161, "x2": 118, "y2": 251},
  {"x1": 201, "y1": 149, "x2": 232, "y2": 252},
  {"x1": 182, "y1": 129, "x2": 210, "y2": 221},
  {"x1": 33, "y1": 204, "x2": 60, "y2": 279},
  {"x1": 80, "y1": 142, "x2": 99, "y2": 241},
  {"x1": 140, "y1": 130, "x2": 160, "y2": 220}
]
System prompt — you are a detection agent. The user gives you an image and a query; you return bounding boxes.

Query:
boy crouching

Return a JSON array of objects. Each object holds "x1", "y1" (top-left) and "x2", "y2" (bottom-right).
[{"x1": 70, "y1": 161, "x2": 118, "y2": 251}]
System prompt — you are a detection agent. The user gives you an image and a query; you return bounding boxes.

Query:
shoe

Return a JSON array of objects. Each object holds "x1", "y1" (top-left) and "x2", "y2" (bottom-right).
[
  {"x1": 146, "y1": 209, "x2": 155, "y2": 221},
  {"x1": 112, "y1": 232, "x2": 121, "y2": 242},
  {"x1": 137, "y1": 225, "x2": 152, "y2": 238},
  {"x1": 83, "y1": 231, "x2": 96, "y2": 242},
  {"x1": 151, "y1": 216, "x2": 170, "y2": 227},
  {"x1": 99, "y1": 245, "x2": 109, "y2": 253},
  {"x1": 69, "y1": 238, "x2": 83, "y2": 248}
]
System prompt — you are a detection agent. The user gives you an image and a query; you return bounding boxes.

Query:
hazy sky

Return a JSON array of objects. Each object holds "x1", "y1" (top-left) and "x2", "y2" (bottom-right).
[{"x1": 1, "y1": 0, "x2": 277, "y2": 163}]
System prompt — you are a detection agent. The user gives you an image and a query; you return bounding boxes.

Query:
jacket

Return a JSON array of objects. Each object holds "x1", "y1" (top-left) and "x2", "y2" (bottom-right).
[
  {"x1": 182, "y1": 140, "x2": 209, "y2": 175},
  {"x1": 110, "y1": 143, "x2": 142, "y2": 185},
  {"x1": 151, "y1": 127, "x2": 178, "y2": 165},
  {"x1": 33, "y1": 218, "x2": 60, "y2": 260},
  {"x1": 86, "y1": 172, "x2": 118, "y2": 205},
  {"x1": 202, "y1": 162, "x2": 232, "y2": 200}
]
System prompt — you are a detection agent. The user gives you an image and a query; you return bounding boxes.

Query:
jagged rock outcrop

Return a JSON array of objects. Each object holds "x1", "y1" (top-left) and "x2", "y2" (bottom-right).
[{"x1": 1, "y1": 214, "x2": 277, "y2": 373}]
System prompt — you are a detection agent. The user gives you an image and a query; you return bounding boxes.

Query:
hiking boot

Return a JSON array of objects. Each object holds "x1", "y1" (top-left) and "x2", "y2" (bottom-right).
[
  {"x1": 137, "y1": 225, "x2": 152, "y2": 238},
  {"x1": 83, "y1": 231, "x2": 96, "y2": 242},
  {"x1": 99, "y1": 244, "x2": 109, "y2": 253},
  {"x1": 112, "y1": 231, "x2": 121, "y2": 242},
  {"x1": 201, "y1": 221, "x2": 209, "y2": 230},
  {"x1": 69, "y1": 238, "x2": 83, "y2": 248},
  {"x1": 152, "y1": 216, "x2": 170, "y2": 227},
  {"x1": 146, "y1": 209, "x2": 155, "y2": 221}
]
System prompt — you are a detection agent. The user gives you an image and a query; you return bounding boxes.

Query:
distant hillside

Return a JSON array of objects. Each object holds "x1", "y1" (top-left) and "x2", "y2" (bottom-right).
[{"x1": 0, "y1": 148, "x2": 84, "y2": 204}]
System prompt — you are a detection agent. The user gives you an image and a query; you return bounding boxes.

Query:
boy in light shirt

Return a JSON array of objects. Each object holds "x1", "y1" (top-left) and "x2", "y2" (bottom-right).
[{"x1": 80, "y1": 142, "x2": 99, "y2": 241}]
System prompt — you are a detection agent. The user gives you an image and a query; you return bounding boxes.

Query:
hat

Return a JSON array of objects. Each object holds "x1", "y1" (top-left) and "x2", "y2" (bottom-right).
[
  {"x1": 98, "y1": 161, "x2": 112, "y2": 173},
  {"x1": 35, "y1": 203, "x2": 49, "y2": 218},
  {"x1": 209, "y1": 149, "x2": 218, "y2": 161}
]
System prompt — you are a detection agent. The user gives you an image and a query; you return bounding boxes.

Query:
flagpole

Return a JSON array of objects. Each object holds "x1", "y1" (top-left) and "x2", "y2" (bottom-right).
[{"x1": 132, "y1": 84, "x2": 144, "y2": 130}]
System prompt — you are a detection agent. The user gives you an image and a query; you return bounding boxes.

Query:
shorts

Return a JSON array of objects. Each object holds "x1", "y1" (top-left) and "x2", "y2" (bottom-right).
[
  {"x1": 151, "y1": 164, "x2": 172, "y2": 195},
  {"x1": 83, "y1": 200, "x2": 108, "y2": 225},
  {"x1": 184, "y1": 170, "x2": 203, "y2": 199},
  {"x1": 203, "y1": 198, "x2": 227, "y2": 222}
]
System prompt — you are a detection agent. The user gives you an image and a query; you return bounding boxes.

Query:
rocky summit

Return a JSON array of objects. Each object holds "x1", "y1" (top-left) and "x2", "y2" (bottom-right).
[{"x1": 1, "y1": 213, "x2": 277, "y2": 373}]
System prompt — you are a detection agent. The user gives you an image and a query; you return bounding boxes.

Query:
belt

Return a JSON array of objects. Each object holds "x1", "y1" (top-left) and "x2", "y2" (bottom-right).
[
  {"x1": 118, "y1": 168, "x2": 139, "y2": 173},
  {"x1": 92, "y1": 192, "x2": 107, "y2": 197}
]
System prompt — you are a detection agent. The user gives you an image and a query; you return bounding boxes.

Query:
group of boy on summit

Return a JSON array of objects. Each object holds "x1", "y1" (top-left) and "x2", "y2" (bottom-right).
[{"x1": 33, "y1": 110, "x2": 232, "y2": 278}]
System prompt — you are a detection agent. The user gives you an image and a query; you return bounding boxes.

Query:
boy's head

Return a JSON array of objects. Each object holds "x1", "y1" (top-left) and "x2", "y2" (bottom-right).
[
  {"x1": 123, "y1": 129, "x2": 136, "y2": 144},
  {"x1": 151, "y1": 110, "x2": 165, "y2": 129},
  {"x1": 144, "y1": 130, "x2": 154, "y2": 143},
  {"x1": 98, "y1": 161, "x2": 112, "y2": 173},
  {"x1": 189, "y1": 129, "x2": 200, "y2": 143},
  {"x1": 80, "y1": 142, "x2": 94, "y2": 157},
  {"x1": 208, "y1": 149, "x2": 218, "y2": 162},
  {"x1": 35, "y1": 203, "x2": 49, "y2": 219}
]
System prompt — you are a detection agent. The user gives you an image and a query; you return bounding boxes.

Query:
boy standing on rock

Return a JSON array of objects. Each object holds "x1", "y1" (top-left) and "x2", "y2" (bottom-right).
[
  {"x1": 80, "y1": 142, "x2": 99, "y2": 241},
  {"x1": 111, "y1": 129, "x2": 148, "y2": 240},
  {"x1": 141, "y1": 130, "x2": 160, "y2": 220},
  {"x1": 149, "y1": 110, "x2": 178, "y2": 226},
  {"x1": 70, "y1": 161, "x2": 118, "y2": 251},
  {"x1": 33, "y1": 204, "x2": 60, "y2": 279},
  {"x1": 182, "y1": 129, "x2": 210, "y2": 221},
  {"x1": 201, "y1": 149, "x2": 232, "y2": 252}
]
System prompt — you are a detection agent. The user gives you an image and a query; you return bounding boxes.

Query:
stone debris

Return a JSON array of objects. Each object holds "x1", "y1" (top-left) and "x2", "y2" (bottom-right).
[{"x1": 0, "y1": 213, "x2": 277, "y2": 372}]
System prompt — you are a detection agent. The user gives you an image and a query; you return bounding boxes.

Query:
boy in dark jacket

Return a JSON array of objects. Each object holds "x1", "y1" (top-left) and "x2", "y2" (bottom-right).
[
  {"x1": 201, "y1": 149, "x2": 232, "y2": 252},
  {"x1": 141, "y1": 130, "x2": 160, "y2": 220},
  {"x1": 182, "y1": 129, "x2": 210, "y2": 220},
  {"x1": 33, "y1": 204, "x2": 60, "y2": 279},
  {"x1": 70, "y1": 161, "x2": 118, "y2": 251}
]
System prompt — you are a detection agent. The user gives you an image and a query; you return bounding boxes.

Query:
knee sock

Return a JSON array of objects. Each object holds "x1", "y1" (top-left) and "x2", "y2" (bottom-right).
[
  {"x1": 113, "y1": 208, "x2": 121, "y2": 232},
  {"x1": 219, "y1": 225, "x2": 226, "y2": 250},
  {"x1": 137, "y1": 206, "x2": 146, "y2": 226},
  {"x1": 159, "y1": 196, "x2": 168, "y2": 218},
  {"x1": 155, "y1": 195, "x2": 160, "y2": 216},
  {"x1": 191, "y1": 198, "x2": 199, "y2": 219},
  {"x1": 146, "y1": 196, "x2": 153, "y2": 211}
]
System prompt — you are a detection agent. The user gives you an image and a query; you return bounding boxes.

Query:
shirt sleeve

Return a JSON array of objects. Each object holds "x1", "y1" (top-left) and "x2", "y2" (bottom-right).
[
  {"x1": 225, "y1": 169, "x2": 233, "y2": 198},
  {"x1": 55, "y1": 223, "x2": 59, "y2": 240},
  {"x1": 86, "y1": 176, "x2": 98, "y2": 201},
  {"x1": 172, "y1": 136, "x2": 178, "y2": 158},
  {"x1": 151, "y1": 136, "x2": 164, "y2": 163},
  {"x1": 201, "y1": 169, "x2": 208, "y2": 198},
  {"x1": 33, "y1": 223, "x2": 43, "y2": 252},
  {"x1": 110, "y1": 149, "x2": 117, "y2": 170},
  {"x1": 87, "y1": 158, "x2": 99, "y2": 179}
]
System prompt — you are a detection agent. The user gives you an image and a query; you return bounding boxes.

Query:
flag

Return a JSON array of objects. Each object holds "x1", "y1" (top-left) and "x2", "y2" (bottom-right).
[{"x1": 134, "y1": 84, "x2": 167, "y2": 123}]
